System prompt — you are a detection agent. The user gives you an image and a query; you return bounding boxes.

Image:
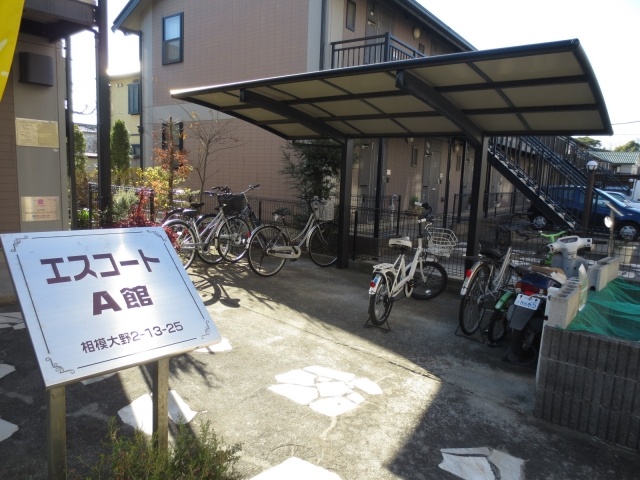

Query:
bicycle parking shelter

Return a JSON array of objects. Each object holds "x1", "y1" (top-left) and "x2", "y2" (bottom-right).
[{"x1": 171, "y1": 39, "x2": 612, "y2": 267}]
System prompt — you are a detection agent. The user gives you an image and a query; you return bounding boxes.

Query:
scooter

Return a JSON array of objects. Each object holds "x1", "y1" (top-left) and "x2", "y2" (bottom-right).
[{"x1": 505, "y1": 235, "x2": 592, "y2": 365}]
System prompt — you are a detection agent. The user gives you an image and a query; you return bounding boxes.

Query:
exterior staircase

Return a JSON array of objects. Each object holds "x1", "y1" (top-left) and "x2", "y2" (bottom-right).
[{"x1": 488, "y1": 136, "x2": 627, "y2": 230}]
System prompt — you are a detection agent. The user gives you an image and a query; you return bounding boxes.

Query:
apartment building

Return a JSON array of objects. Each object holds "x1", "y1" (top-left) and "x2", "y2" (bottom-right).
[
  {"x1": 113, "y1": 0, "x2": 477, "y2": 210},
  {"x1": 0, "y1": 0, "x2": 97, "y2": 234},
  {"x1": 110, "y1": 71, "x2": 142, "y2": 168}
]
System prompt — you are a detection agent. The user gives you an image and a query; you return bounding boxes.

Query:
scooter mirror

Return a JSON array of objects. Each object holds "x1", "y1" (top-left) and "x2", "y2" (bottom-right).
[{"x1": 604, "y1": 216, "x2": 613, "y2": 228}]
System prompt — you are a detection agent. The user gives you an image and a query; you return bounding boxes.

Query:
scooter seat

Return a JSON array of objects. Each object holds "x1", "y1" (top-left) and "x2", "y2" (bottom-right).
[
  {"x1": 530, "y1": 265, "x2": 567, "y2": 284},
  {"x1": 530, "y1": 265, "x2": 565, "y2": 276}
]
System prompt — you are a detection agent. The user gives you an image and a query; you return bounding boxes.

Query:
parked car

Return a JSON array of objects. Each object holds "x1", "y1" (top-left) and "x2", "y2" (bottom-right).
[
  {"x1": 601, "y1": 190, "x2": 640, "y2": 209},
  {"x1": 527, "y1": 186, "x2": 640, "y2": 240}
]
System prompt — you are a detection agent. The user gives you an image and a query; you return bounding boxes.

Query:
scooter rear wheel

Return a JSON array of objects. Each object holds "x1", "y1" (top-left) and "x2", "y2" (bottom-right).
[
  {"x1": 487, "y1": 308, "x2": 508, "y2": 345},
  {"x1": 508, "y1": 324, "x2": 538, "y2": 365}
]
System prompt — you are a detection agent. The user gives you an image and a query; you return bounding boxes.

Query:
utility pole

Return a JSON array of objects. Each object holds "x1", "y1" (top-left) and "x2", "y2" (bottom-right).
[{"x1": 97, "y1": 0, "x2": 112, "y2": 225}]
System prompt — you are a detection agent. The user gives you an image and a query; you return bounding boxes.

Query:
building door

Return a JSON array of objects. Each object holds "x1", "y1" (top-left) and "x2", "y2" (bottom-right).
[
  {"x1": 365, "y1": 2, "x2": 393, "y2": 64},
  {"x1": 357, "y1": 140, "x2": 376, "y2": 208},
  {"x1": 422, "y1": 147, "x2": 442, "y2": 213}
]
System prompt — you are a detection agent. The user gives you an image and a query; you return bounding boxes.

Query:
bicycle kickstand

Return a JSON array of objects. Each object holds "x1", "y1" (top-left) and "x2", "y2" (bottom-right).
[{"x1": 364, "y1": 317, "x2": 391, "y2": 333}]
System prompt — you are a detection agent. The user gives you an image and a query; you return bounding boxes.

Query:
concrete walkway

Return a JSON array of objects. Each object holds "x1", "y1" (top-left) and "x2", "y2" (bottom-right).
[{"x1": 0, "y1": 255, "x2": 638, "y2": 479}]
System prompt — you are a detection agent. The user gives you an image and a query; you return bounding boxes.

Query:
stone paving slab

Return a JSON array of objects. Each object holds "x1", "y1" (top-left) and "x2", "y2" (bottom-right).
[{"x1": 0, "y1": 258, "x2": 638, "y2": 479}]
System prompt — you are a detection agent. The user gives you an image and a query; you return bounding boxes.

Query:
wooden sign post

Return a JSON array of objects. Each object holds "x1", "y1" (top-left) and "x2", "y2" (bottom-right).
[{"x1": 1, "y1": 227, "x2": 221, "y2": 478}]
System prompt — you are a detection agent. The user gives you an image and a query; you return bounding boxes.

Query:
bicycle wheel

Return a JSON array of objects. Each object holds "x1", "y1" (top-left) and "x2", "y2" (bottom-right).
[
  {"x1": 195, "y1": 213, "x2": 218, "y2": 235},
  {"x1": 218, "y1": 217, "x2": 251, "y2": 263},
  {"x1": 163, "y1": 219, "x2": 197, "y2": 269},
  {"x1": 247, "y1": 225, "x2": 289, "y2": 277},
  {"x1": 308, "y1": 222, "x2": 338, "y2": 267},
  {"x1": 368, "y1": 272, "x2": 394, "y2": 326},
  {"x1": 458, "y1": 263, "x2": 491, "y2": 335},
  {"x1": 410, "y1": 261, "x2": 448, "y2": 300},
  {"x1": 195, "y1": 214, "x2": 223, "y2": 265}
]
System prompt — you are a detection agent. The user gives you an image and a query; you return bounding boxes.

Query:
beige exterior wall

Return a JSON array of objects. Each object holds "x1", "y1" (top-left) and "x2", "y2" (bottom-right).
[
  {"x1": 131, "y1": 0, "x2": 470, "y2": 203},
  {"x1": 0, "y1": 35, "x2": 69, "y2": 234},
  {"x1": 110, "y1": 73, "x2": 141, "y2": 167},
  {"x1": 0, "y1": 73, "x2": 20, "y2": 233},
  {"x1": 110, "y1": 74, "x2": 140, "y2": 137}
]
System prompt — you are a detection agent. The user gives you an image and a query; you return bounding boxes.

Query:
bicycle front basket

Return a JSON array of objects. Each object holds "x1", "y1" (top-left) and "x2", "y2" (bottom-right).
[
  {"x1": 426, "y1": 228, "x2": 458, "y2": 257},
  {"x1": 218, "y1": 194, "x2": 246, "y2": 216}
]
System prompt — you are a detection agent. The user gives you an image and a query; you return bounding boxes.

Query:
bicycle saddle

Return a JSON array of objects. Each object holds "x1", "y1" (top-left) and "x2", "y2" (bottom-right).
[
  {"x1": 273, "y1": 207, "x2": 291, "y2": 216},
  {"x1": 181, "y1": 209, "x2": 199, "y2": 218},
  {"x1": 389, "y1": 237, "x2": 412, "y2": 249}
]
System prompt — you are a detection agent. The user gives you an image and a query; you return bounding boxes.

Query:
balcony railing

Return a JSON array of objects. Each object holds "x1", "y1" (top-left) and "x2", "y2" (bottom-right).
[{"x1": 331, "y1": 33, "x2": 426, "y2": 69}]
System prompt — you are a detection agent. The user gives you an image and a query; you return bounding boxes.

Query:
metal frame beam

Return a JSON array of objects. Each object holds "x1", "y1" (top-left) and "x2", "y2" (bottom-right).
[
  {"x1": 395, "y1": 70, "x2": 483, "y2": 146},
  {"x1": 240, "y1": 89, "x2": 346, "y2": 144}
]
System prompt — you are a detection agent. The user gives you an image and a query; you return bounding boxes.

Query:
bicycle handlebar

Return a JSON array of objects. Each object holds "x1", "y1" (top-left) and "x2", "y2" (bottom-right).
[{"x1": 414, "y1": 201, "x2": 432, "y2": 213}]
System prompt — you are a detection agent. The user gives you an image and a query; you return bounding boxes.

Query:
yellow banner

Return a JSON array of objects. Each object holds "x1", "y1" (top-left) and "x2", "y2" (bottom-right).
[{"x1": 0, "y1": 0, "x2": 26, "y2": 101}]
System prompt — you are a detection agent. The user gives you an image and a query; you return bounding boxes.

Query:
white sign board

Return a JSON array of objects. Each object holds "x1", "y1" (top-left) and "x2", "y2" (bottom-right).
[{"x1": 1, "y1": 227, "x2": 221, "y2": 389}]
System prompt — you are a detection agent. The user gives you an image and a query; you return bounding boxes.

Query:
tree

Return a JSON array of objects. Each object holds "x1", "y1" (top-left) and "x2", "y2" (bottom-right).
[
  {"x1": 110, "y1": 120, "x2": 131, "y2": 184},
  {"x1": 280, "y1": 140, "x2": 342, "y2": 201},
  {"x1": 614, "y1": 140, "x2": 640, "y2": 152},
  {"x1": 182, "y1": 108, "x2": 243, "y2": 200},
  {"x1": 74, "y1": 124, "x2": 87, "y2": 171},
  {"x1": 574, "y1": 137, "x2": 603, "y2": 150},
  {"x1": 73, "y1": 124, "x2": 90, "y2": 210}
]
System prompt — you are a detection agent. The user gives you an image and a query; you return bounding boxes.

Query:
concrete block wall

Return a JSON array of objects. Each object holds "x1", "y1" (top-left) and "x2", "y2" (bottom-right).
[
  {"x1": 547, "y1": 257, "x2": 620, "y2": 330},
  {"x1": 546, "y1": 278, "x2": 581, "y2": 329},
  {"x1": 535, "y1": 327, "x2": 640, "y2": 451},
  {"x1": 587, "y1": 256, "x2": 621, "y2": 291}
]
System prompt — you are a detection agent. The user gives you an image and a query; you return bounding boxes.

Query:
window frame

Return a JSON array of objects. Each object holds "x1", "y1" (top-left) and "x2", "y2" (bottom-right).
[
  {"x1": 162, "y1": 121, "x2": 184, "y2": 151},
  {"x1": 346, "y1": 1, "x2": 356, "y2": 31},
  {"x1": 162, "y1": 13, "x2": 184, "y2": 65},
  {"x1": 127, "y1": 82, "x2": 140, "y2": 115}
]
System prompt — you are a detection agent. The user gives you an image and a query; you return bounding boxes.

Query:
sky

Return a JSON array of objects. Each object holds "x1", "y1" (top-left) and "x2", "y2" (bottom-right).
[{"x1": 72, "y1": 0, "x2": 640, "y2": 149}]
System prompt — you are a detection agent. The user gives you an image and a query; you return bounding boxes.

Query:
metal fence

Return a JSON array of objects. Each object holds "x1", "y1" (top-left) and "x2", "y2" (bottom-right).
[{"x1": 86, "y1": 186, "x2": 630, "y2": 280}]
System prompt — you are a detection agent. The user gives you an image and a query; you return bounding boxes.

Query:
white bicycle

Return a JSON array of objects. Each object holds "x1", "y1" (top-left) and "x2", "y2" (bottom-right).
[{"x1": 367, "y1": 203, "x2": 457, "y2": 328}]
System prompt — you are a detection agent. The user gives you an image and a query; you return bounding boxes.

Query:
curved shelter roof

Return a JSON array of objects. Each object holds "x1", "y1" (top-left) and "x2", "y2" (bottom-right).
[{"x1": 171, "y1": 39, "x2": 612, "y2": 147}]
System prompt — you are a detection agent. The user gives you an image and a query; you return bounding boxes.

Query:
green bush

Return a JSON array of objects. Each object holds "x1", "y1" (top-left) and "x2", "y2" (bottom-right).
[
  {"x1": 77, "y1": 208, "x2": 90, "y2": 228},
  {"x1": 112, "y1": 189, "x2": 139, "y2": 222},
  {"x1": 74, "y1": 419, "x2": 241, "y2": 480}
]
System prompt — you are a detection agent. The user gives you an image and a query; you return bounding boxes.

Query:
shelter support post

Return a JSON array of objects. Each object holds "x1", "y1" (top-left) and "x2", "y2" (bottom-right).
[
  {"x1": 338, "y1": 139, "x2": 354, "y2": 268},
  {"x1": 373, "y1": 139, "x2": 384, "y2": 238},
  {"x1": 465, "y1": 137, "x2": 489, "y2": 270}
]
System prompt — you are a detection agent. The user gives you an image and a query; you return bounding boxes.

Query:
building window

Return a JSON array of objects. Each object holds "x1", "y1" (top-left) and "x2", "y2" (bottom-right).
[
  {"x1": 162, "y1": 121, "x2": 183, "y2": 151},
  {"x1": 411, "y1": 146, "x2": 418, "y2": 167},
  {"x1": 127, "y1": 82, "x2": 140, "y2": 114},
  {"x1": 346, "y1": 1, "x2": 356, "y2": 31},
  {"x1": 131, "y1": 144, "x2": 141, "y2": 159},
  {"x1": 162, "y1": 13, "x2": 183, "y2": 65}
]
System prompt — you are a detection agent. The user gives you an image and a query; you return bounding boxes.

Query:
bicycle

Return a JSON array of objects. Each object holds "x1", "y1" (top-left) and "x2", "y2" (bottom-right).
[
  {"x1": 367, "y1": 203, "x2": 456, "y2": 328},
  {"x1": 224, "y1": 184, "x2": 262, "y2": 231},
  {"x1": 246, "y1": 197, "x2": 339, "y2": 277},
  {"x1": 162, "y1": 188, "x2": 252, "y2": 268},
  {"x1": 458, "y1": 243, "x2": 517, "y2": 337},
  {"x1": 484, "y1": 228, "x2": 572, "y2": 344}
]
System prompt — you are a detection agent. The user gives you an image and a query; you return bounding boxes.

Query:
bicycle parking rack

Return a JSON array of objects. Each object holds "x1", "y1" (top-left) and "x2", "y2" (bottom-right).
[
  {"x1": 364, "y1": 316, "x2": 391, "y2": 333},
  {"x1": 454, "y1": 301, "x2": 499, "y2": 344},
  {"x1": 454, "y1": 322, "x2": 487, "y2": 344}
]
